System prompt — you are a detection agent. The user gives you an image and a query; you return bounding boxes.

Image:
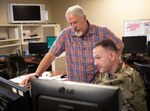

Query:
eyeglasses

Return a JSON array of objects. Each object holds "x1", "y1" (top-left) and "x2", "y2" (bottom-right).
[{"x1": 68, "y1": 17, "x2": 84, "y2": 27}]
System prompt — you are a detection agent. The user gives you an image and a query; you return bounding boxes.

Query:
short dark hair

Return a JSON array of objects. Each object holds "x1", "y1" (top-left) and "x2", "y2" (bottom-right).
[{"x1": 94, "y1": 39, "x2": 118, "y2": 52}]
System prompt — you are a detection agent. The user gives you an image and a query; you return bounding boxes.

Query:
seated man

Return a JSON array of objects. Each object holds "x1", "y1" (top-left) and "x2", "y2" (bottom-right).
[{"x1": 92, "y1": 39, "x2": 148, "y2": 111}]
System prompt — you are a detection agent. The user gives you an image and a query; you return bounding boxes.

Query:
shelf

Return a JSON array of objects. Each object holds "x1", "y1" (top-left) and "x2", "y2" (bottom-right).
[
  {"x1": 0, "y1": 43, "x2": 20, "y2": 49},
  {"x1": 0, "y1": 39, "x2": 20, "y2": 43},
  {"x1": 0, "y1": 24, "x2": 20, "y2": 27},
  {"x1": 0, "y1": 24, "x2": 61, "y2": 55},
  {"x1": 23, "y1": 36, "x2": 41, "y2": 40},
  {"x1": 21, "y1": 25, "x2": 43, "y2": 45}
]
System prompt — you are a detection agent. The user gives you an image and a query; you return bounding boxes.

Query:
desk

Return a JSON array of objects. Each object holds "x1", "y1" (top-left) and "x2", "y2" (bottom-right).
[
  {"x1": 122, "y1": 55, "x2": 150, "y2": 67},
  {"x1": 0, "y1": 54, "x2": 66, "y2": 73},
  {"x1": 24, "y1": 56, "x2": 40, "y2": 64},
  {"x1": 0, "y1": 56, "x2": 40, "y2": 64},
  {"x1": 9, "y1": 71, "x2": 67, "y2": 84},
  {"x1": 0, "y1": 56, "x2": 45, "y2": 79}
]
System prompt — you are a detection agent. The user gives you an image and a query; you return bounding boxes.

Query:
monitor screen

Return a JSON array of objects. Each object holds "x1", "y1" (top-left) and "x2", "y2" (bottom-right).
[
  {"x1": 147, "y1": 41, "x2": 150, "y2": 56},
  {"x1": 46, "y1": 36, "x2": 56, "y2": 49},
  {"x1": 7, "y1": 3, "x2": 44, "y2": 23},
  {"x1": 13, "y1": 5, "x2": 41, "y2": 21},
  {"x1": 31, "y1": 79, "x2": 120, "y2": 111},
  {"x1": 28, "y1": 42, "x2": 48, "y2": 58},
  {"x1": 122, "y1": 36, "x2": 147, "y2": 56},
  {"x1": 0, "y1": 77, "x2": 32, "y2": 111}
]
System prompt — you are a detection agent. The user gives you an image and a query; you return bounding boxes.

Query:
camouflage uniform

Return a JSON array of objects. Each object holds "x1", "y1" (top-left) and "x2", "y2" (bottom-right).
[{"x1": 93, "y1": 62, "x2": 148, "y2": 111}]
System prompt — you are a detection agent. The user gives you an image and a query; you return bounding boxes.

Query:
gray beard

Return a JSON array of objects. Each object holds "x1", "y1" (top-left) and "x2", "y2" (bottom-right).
[{"x1": 75, "y1": 31, "x2": 83, "y2": 37}]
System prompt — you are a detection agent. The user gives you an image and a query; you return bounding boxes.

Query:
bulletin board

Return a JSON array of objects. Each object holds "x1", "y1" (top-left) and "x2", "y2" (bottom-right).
[{"x1": 124, "y1": 19, "x2": 150, "y2": 41}]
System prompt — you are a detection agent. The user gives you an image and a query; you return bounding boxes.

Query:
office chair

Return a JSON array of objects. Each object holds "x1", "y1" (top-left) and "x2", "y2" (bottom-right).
[
  {"x1": 133, "y1": 62, "x2": 150, "y2": 111},
  {"x1": 5, "y1": 55, "x2": 28, "y2": 79},
  {"x1": 0, "y1": 62, "x2": 9, "y2": 79}
]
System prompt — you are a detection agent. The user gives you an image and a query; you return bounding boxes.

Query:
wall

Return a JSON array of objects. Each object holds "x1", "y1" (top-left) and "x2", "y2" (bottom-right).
[
  {"x1": 50, "y1": 0, "x2": 150, "y2": 38},
  {"x1": 1, "y1": 0, "x2": 150, "y2": 38}
]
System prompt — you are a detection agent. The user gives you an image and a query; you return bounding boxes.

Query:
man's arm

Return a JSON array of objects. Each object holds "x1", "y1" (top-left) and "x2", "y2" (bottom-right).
[
  {"x1": 20, "y1": 51, "x2": 56, "y2": 86},
  {"x1": 35, "y1": 52, "x2": 56, "y2": 77}
]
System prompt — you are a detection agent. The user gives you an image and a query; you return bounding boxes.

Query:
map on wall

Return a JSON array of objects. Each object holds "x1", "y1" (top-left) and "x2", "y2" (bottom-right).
[{"x1": 124, "y1": 19, "x2": 150, "y2": 41}]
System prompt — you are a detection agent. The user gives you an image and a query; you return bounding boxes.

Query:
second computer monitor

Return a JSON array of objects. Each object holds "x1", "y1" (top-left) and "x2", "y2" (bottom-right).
[
  {"x1": 147, "y1": 41, "x2": 150, "y2": 56},
  {"x1": 46, "y1": 36, "x2": 56, "y2": 49},
  {"x1": 28, "y1": 42, "x2": 48, "y2": 58},
  {"x1": 122, "y1": 36, "x2": 147, "y2": 57}
]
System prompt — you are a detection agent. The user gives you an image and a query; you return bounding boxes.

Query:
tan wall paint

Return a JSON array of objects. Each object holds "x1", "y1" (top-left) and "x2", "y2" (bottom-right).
[{"x1": 50, "y1": 0, "x2": 150, "y2": 38}]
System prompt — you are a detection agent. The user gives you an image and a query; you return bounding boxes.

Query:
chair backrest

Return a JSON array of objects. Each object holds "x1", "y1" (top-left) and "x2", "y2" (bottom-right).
[
  {"x1": 133, "y1": 62, "x2": 150, "y2": 84},
  {"x1": 0, "y1": 62, "x2": 8, "y2": 79},
  {"x1": 133, "y1": 62, "x2": 150, "y2": 111},
  {"x1": 5, "y1": 55, "x2": 28, "y2": 78}
]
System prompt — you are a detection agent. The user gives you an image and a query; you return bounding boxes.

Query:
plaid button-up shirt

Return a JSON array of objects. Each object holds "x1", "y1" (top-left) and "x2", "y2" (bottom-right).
[{"x1": 50, "y1": 22, "x2": 122, "y2": 82}]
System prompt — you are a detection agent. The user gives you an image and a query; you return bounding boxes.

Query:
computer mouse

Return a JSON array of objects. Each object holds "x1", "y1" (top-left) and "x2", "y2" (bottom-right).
[{"x1": 60, "y1": 74, "x2": 67, "y2": 78}]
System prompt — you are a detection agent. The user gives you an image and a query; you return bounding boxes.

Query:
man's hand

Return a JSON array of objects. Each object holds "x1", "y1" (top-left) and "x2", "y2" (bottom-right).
[{"x1": 20, "y1": 75, "x2": 36, "y2": 86}]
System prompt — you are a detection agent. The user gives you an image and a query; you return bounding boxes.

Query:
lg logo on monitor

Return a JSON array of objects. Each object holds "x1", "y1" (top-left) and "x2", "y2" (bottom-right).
[{"x1": 59, "y1": 87, "x2": 75, "y2": 94}]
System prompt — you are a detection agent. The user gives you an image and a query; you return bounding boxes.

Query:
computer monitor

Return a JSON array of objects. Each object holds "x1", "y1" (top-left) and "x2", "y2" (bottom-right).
[
  {"x1": 147, "y1": 41, "x2": 150, "y2": 56},
  {"x1": 46, "y1": 36, "x2": 56, "y2": 49},
  {"x1": 31, "y1": 79, "x2": 120, "y2": 111},
  {"x1": 122, "y1": 36, "x2": 147, "y2": 57},
  {"x1": 0, "y1": 77, "x2": 32, "y2": 111},
  {"x1": 28, "y1": 42, "x2": 48, "y2": 58}
]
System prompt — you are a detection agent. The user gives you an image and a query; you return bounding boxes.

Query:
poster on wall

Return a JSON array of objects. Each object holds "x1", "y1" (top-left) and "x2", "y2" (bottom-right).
[
  {"x1": 143, "y1": 20, "x2": 150, "y2": 41},
  {"x1": 124, "y1": 19, "x2": 150, "y2": 41}
]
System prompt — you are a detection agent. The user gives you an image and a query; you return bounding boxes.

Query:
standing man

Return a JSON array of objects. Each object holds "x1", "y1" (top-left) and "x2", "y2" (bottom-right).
[
  {"x1": 21, "y1": 5, "x2": 124, "y2": 85},
  {"x1": 92, "y1": 39, "x2": 148, "y2": 111}
]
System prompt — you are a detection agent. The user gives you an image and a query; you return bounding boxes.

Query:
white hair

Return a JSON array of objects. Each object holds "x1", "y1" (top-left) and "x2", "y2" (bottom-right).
[{"x1": 65, "y1": 5, "x2": 85, "y2": 18}]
